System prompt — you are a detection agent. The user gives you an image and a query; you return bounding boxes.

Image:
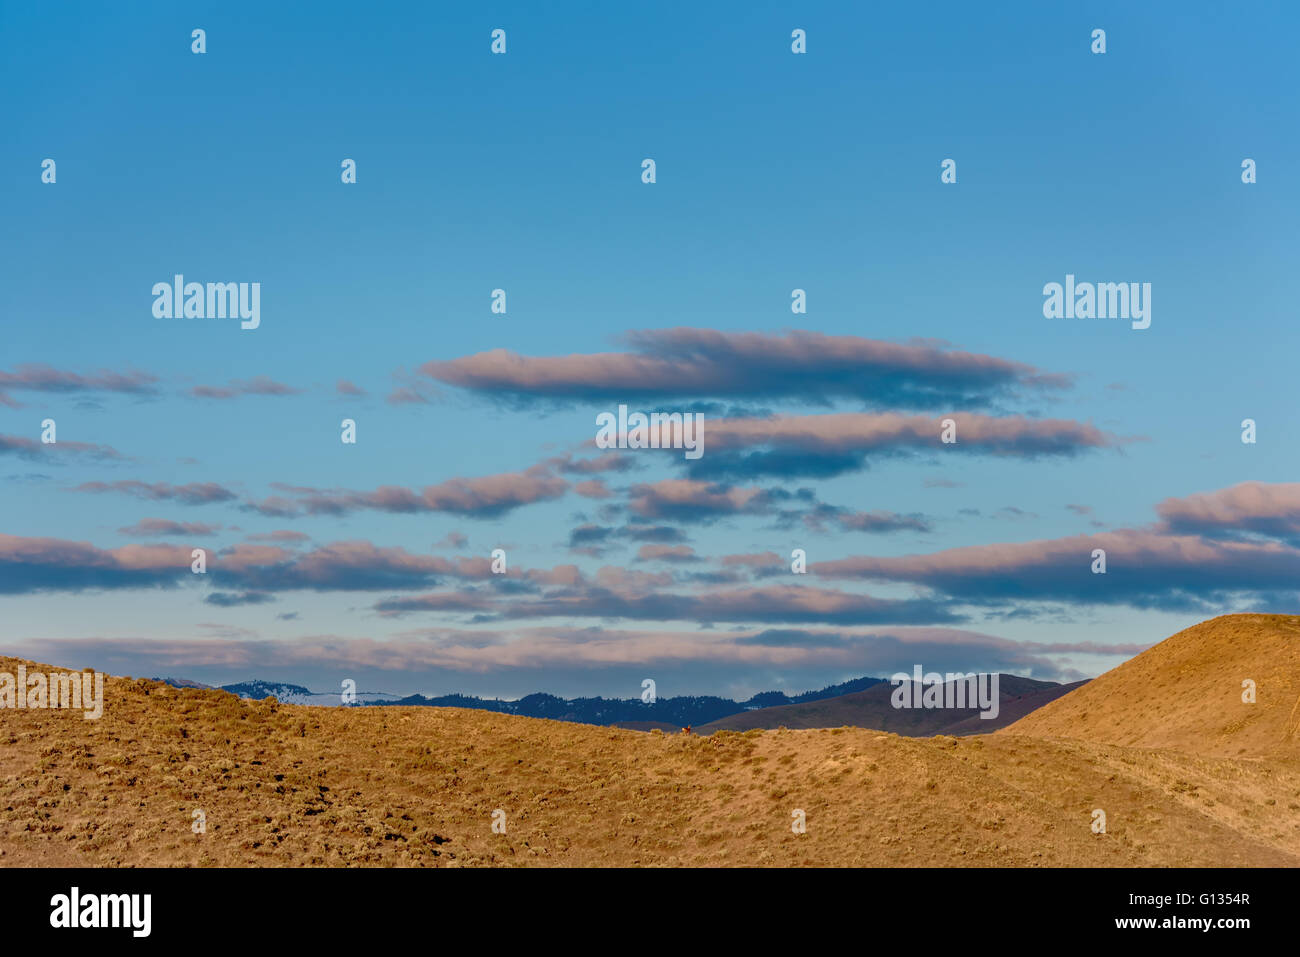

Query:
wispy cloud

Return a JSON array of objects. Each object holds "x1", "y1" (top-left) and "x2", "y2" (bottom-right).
[
  {"x1": 0, "y1": 364, "x2": 159, "y2": 407},
  {"x1": 682, "y1": 411, "x2": 1129, "y2": 480},
  {"x1": 189, "y1": 376, "x2": 303, "y2": 399},
  {"x1": 118, "y1": 518, "x2": 223, "y2": 537},
  {"x1": 74, "y1": 480, "x2": 238, "y2": 505},
  {"x1": 1, "y1": 434, "x2": 123, "y2": 462}
]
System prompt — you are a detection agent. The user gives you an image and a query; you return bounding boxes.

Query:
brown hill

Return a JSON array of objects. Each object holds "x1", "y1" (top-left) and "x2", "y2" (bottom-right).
[
  {"x1": 937, "y1": 680, "x2": 1089, "y2": 735},
  {"x1": 2, "y1": 618, "x2": 1298, "y2": 868},
  {"x1": 697, "y1": 675, "x2": 1083, "y2": 735},
  {"x1": 1004, "y1": 614, "x2": 1300, "y2": 758}
]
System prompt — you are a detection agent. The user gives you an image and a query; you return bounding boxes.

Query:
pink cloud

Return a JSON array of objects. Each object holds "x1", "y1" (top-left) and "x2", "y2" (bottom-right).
[{"x1": 418, "y1": 328, "x2": 1070, "y2": 409}]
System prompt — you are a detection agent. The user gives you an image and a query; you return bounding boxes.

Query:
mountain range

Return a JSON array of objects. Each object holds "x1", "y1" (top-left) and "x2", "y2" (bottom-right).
[
  {"x1": 153, "y1": 674, "x2": 896, "y2": 728},
  {"x1": 152, "y1": 672, "x2": 1085, "y2": 734},
  {"x1": 698, "y1": 675, "x2": 1090, "y2": 735}
]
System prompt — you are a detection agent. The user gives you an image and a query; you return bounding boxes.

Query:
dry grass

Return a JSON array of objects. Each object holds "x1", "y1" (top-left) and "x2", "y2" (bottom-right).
[
  {"x1": 2, "y1": 614, "x2": 1298, "y2": 867},
  {"x1": 1005, "y1": 613, "x2": 1300, "y2": 758}
]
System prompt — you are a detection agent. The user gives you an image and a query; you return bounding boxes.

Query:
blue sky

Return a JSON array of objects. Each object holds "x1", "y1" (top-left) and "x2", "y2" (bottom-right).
[{"x1": 2, "y1": 1, "x2": 1298, "y2": 699}]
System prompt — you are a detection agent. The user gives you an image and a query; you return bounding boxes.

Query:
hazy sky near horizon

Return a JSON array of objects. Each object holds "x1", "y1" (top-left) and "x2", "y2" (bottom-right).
[{"x1": 3, "y1": 2, "x2": 1299, "y2": 699}]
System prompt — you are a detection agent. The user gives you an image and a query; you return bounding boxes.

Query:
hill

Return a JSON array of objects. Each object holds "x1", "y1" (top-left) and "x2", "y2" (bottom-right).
[
  {"x1": 3, "y1": 616, "x2": 1298, "y2": 867},
  {"x1": 1003, "y1": 614, "x2": 1300, "y2": 758},
  {"x1": 697, "y1": 675, "x2": 1082, "y2": 735}
]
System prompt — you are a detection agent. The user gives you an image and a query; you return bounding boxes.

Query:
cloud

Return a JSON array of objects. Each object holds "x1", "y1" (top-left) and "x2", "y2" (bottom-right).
[
  {"x1": 487, "y1": 582, "x2": 962, "y2": 626},
  {"x1": 239, "y1": 496, "x2": 302, "y2": 518},
  {"x1": 0, "y1": 364, "x2": 159, "y2": 407},
  {"x1": 336, "y1": 379, "x2": 366, "y2": 397},
  {"x1": 418, "y1": 328, "x2": 1070, "y2": 409},
  {"x1": 626, "y1": 479, "x2": 775, "y2": 520},
  {"x1": 245, "y1": 529, "x2": 311, "y2": 544},
  {"x1": 205, "y1": 590, "x2": 275, "y2": 607},
  {"x1": 0, "y1": 534, "x2": 195, "y2": 594},
  {"x1": 814, "y1": 527, "x2": 1300, "y2": 613},
  {"x1": 783, "y1": 482, "x2": 1300, "y2": 613},
  {"x1": 551, "y1": 452, "x2": 641, "y2": 475},
  {"x1": 213, "y1": 541, "x2": 492, "y2": 592},
  {"x1": 0, "y1": 534, "x2": 497, "y2": 597},
  {"x1": 435, "y1": 531, "x2": 469, "y2": 550},
  {"x1": 190, "y1": 376, "x2": 302, "y2": 399},
  {"x1": 74, "y1": 480, "x2": 238, "y2": 505},
  {"x1": 353, "y1": 555, "x2": 962, "y2": 626},
  {"x1": 0, "y1": 434, "x2": 123, "y2": 462},
  {"x1": 1156, "y1": 481, "x2": 1300, "y2": 543},
  {"x1": 574, "y1": 479, "x2": 613, "y2": 499},
  {"x1": 682, "y1": 411, "x2": 1128, "y2": 480},
  {"x1": 623, "y1": 524, "x2": 690, "y2": 543},
  {"x1": 195, "y1": 623, "x2": 261, "y2": 640},
  {"x1": 635, "y1": 544, "x2": 700, "y2": 563},
  {"x1": 993, "y1": 506, "x2": 1037, "y2": 521},
  {"x1": 722, "y1": 551, "x2": 784, "y2": 569},
  {"x1": 566, "y1": 521, "x2": 692, "y2": 556},
  {"x1": 800, "y1": 505, "x2": 933, "y2": 535},
  {"x1": 118, "y1": 519, "x2": 223, "y2": 537},
  {"x1": 25, "y1": 478, "x2": 1300, "y2": 636},
  {"x1": 386, "y1": 387, "x2": 433, "y2": 405},
  {"x1": 569, "y1": 523, "x2": 613, "y2": 547},
  {"x1": 6, "y1": 623, "x2": 1133, "y2": 687},
  {"x1": 260, "y1": 468, "x2": 570, "y2": 518}
]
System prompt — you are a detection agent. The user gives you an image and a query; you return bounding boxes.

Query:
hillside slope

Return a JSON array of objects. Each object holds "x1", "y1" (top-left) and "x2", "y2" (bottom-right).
[
  {"x1": 1004, "y1": 614, "x2": 1300, "y2": 758},
  {"x1": 697, "y1": 675, "x2": 1081, "y2": 735},
  {"x1": 1, "y1": 646, "x2": 1297, "y2": 867}
]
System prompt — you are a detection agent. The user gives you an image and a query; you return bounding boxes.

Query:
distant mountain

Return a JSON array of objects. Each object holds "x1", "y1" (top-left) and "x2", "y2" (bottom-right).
[
  {"x1": 221, "y1": 680, "x2": 315, "y2": 701},
  {"x1": 938, "y1": 679, "x2": 1089, "y2": 735},
  {"x1": 165, "y1": 672, "x2": 1077, "y2": 735},
  {"x1": 757, "y1": 675, "x2": 887, "y2": 706},
  {"x1": 151, "y1": 677, "x2": 214, "y2": 690},
  {"x1": 216, "y1": 680, "x2": 401, "y2": 707},
  {"x1": 364, "y1": 676, "x2": 892, "y2": 726},
  {"x1": 697, "y1": 674, "x2": 1087, "y2": 735},
  {"x1": 371, "y1": 691, "x2": 775, "y2": 727},
  {"x1": 191, "y1": 674, "x2": 890, "y2": 726}
]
